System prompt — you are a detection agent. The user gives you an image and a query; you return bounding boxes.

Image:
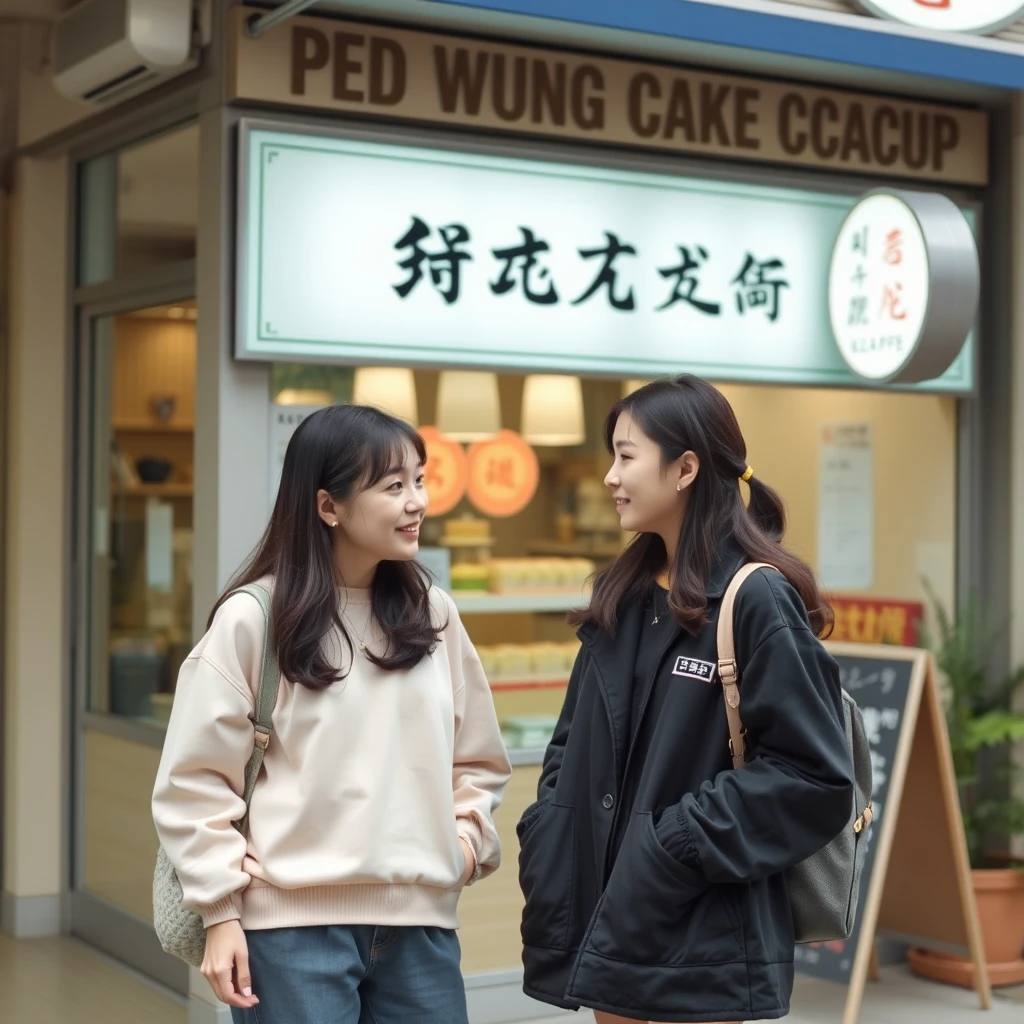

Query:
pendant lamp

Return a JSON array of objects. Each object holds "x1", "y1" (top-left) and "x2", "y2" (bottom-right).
[
  {"x1": 521, "y1": 374, "x2": 585, "y2": 447},
  {"x1": 352, "y1": 367, "x2": 419, "y2": 425},
  {"x1": 436, "y1": 371, "x2": 502, "y2": 442}
]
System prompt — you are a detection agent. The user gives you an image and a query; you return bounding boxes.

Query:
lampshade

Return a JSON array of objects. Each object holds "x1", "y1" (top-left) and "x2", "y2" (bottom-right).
[
  {"x1": 353, "y1": 367, "x2": 418, "y2": 425},
  {"x1": 623, "y1": 379, "x2": 651, "y2": 397},
  {"x1": 521, "y1": 374, "x2": 585, "y2": 446},
  {"x1": 436, "y1": 371, "x2": 501, "y2": 441},
  {"x1": 275, "y1": 388, "x2": 333, "y2": 407}
]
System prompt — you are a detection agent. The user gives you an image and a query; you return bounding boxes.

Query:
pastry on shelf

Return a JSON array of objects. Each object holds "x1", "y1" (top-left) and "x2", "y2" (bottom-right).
[
  {"x1": 488, "y1": 557, "x2": 595, "y2": 595},
  {"x1": 492, "y1": 644, "x2": 532, "y2": 680},
  {"x1": 450, "y1": 563, "x2": 489, "y2": 592}
]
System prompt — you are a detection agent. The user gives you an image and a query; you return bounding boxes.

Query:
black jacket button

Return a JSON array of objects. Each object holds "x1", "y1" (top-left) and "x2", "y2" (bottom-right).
[{"x1": 602, "y1": 794, "x2": 615, "y2": 810}]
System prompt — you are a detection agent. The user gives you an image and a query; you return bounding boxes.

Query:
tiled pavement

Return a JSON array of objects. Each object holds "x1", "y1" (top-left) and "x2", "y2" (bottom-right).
[{"x1": 1, "y1": 931, "x2": 1021, "y2": 1024}]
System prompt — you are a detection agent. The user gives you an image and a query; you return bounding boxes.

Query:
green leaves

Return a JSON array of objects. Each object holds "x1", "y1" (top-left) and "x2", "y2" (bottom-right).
[
  {"x1": 963, "y1": 711, "x2": 1024, "y2": 753},
  {"x1": 923, "y1": 581, "x2": 1024, "y2": 868}
]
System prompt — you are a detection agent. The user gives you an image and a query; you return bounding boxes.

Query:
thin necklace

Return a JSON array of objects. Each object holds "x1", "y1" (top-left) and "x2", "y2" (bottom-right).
[{"x1": 340, "y1": 606, "x2": 377, "y2": 658}]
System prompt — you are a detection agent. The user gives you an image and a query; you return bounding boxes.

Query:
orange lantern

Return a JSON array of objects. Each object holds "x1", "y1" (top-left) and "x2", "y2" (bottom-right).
[
  {"x1": 466, "y1": 429, "x2": 540, "y2": 518},
  {"x1": 419, "y1": 426, "x2": 469, "y2": 517}
]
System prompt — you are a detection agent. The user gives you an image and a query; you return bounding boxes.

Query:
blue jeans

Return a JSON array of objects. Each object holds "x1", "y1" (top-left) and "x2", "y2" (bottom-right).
[{"x1": 230, "y1": 925, "x2": 468, "y2": 1024}]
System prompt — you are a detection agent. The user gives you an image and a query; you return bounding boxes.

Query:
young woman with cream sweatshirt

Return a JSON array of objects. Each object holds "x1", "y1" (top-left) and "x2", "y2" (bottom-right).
[{"x1": 153, "y1": 404, "x2": 512, "y2": 1023}]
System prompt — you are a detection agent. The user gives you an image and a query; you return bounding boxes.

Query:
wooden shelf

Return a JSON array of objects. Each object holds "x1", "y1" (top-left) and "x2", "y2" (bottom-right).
[
  {"x1": 490, "y1": 678, "x2": 569, "y2": 693},
  {"x1": 526, "y1": 540, "x2": 622, "y2": 559},
  {"x1": 121, "y1": 483, "x2": 194, "y2": 498},
  {"x1": 453, "y1": 591, "x2": 588, "y2": 615},
  {"x1": 508, "y1": 747, "x2": 546, "y2": 767},
  {"x1": 114, "y1": 420, "x2": 194, "y2": 433}
]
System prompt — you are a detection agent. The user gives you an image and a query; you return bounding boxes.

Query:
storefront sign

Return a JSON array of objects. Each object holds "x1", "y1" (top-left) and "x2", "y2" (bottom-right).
[
  {"x1": 830, "y1": 597, "x2": 924, "y2": 647},
  {"x1": 237, "y1": 126, "x2": 973, "y2": 392},
  {"x1": 859, "y1": 1, "x2": 1024, "y2": 34},
  {"x1": 828, "y1": 189, "x2": 979, "y2": 384},
  {"x1": 228, "y1": 7, "x2": 988, "y2": 186},
  {"x1": 419, "y1": 426, "x2": 469, "y2": 517},
  {"x1": 466, "y1": 431, "x2": 539, "y2": 517}
]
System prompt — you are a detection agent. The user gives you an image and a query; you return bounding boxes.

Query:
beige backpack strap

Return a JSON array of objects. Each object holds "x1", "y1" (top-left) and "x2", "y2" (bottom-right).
[{"x1": 717, "y1": 562, "x2": 778, "y2": 770}]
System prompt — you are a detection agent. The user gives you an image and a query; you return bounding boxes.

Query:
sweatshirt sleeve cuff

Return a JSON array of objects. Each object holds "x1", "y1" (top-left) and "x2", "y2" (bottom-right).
[
  {"x1": 198, "y1": 894, "x2": 243, "y2": 928},
  {"x1": 457, "y1": 821, "x2": 484, "y2": 885},
  {"x1": 655, "y1": 805, "x2": 702, "y2": 870}
]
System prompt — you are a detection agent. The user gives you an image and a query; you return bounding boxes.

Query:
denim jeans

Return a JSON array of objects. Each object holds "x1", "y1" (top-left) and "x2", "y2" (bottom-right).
[{"x1": 230, "y1": 925, "x2": 468, "y2": 1024}]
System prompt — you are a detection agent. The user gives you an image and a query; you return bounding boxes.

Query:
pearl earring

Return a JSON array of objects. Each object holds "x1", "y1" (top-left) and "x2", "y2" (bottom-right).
[{"x1": 677, "y1": 484, "x2": 682, "y2": 492}]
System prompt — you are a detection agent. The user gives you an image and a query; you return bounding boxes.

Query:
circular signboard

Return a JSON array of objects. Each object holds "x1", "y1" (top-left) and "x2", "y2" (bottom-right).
[
  {"x1": 858, "y1": 1, "x2": 1024, "y2": 35},
  {"x1": 419, "y1": 426, "x2": 469, "y2": 517},
  {"x1": 827, "y1": 188, "x2": 978, "y2": 385},
  {"x1": 466, "y1": 430, "x2": 540, "y2": 518}
]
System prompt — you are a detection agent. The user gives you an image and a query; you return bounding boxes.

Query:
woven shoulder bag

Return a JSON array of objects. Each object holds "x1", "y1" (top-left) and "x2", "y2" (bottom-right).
[{"x1": 152, "y1": 583, "x2": 280, "y2": 967}]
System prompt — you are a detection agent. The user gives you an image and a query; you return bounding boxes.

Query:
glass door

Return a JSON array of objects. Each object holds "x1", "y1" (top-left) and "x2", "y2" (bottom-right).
[{"x1": 71, "y1": 299, "x2": 196, "y2": 993}]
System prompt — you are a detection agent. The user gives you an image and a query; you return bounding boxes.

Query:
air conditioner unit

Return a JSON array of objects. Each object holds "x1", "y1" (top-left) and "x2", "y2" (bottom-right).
[{"x1": 52, "y1": 0, "x2": 195, "y2": 106}]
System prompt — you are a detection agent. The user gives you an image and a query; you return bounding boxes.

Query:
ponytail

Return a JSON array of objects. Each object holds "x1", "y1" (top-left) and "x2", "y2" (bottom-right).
[{"x1": 743, "y1": 473, "x2": 785, "y2": 542}]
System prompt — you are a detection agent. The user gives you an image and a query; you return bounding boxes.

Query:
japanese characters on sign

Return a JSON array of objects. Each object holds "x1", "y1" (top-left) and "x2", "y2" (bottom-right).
[
  {"x1": 466, "y1": 431, "x2": 539, "y2": 518},
  {"x1": 229, "y1": 8, "x2": 990, "y2": 186},
  {"x1": 239, "y1": 129, "x2": 974, "y2": 392},
  {"x1": 830, "y1": 598, "x2": 924, "y2": 647},
  {"x1": 392, "y1": 216, "x2": 790, "y2": 323},
  {"x1": 828, "y1": 189, "x2": 978, "y2": 385},
  {"x1": 858, "y1": 0, "x2": 1024, "y2": 35}
]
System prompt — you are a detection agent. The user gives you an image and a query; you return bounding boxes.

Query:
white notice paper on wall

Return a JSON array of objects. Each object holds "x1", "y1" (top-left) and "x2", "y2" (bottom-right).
[
  {"x1": 818, "y1": 422, "x2": 874, "y2": 591},
  {"x1": 269, "y1": 404, "x2": 327, "y2": 513},
  {"x1": 146, "y1": 499, "x2": 174, "y2": 593}
]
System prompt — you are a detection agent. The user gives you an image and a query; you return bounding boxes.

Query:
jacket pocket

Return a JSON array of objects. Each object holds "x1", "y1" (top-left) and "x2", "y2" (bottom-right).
[
  {"x1": 587, "y1": 812, "x2": 743, "y2": 967},
  {"x1": 515, "y1": 800, "x2": 546, "y2": 844},
  {"x1": 519, "y1": 803, "x2": 576, "y2": 950}
]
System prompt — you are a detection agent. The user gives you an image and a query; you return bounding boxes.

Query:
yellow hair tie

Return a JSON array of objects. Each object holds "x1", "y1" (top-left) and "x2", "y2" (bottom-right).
[{"x1": 741, "y1": 466, "x2": 754, "y2": 483}]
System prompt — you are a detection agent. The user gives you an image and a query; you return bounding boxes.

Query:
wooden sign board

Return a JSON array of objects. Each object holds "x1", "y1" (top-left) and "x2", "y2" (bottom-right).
[{"x1": 795, "y1": 644, "x2": 991, "y2": 1024}]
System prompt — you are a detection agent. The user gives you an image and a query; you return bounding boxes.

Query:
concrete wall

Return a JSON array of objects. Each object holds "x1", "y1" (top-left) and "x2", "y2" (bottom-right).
[{"x1": 1, "y1": 154, "x2": 69, "y2": 937}]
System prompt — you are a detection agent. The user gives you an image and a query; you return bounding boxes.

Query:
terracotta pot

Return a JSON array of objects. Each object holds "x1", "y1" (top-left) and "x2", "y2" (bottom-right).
[
  {"x1": 974, "y1": 869, "x2": 1024, "y2": 963},
  {"x1": 909, "y1": 868, "x2": 1024, "y2": 989}
]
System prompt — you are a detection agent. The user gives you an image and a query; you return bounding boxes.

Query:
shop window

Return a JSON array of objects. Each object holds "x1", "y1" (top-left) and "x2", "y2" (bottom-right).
[
  {"x1": 78, "y1": 122, "x2": 198, "y2": 286},
  {"x1": 87, "y1": 301, "x2": 196, "y2": 724}
]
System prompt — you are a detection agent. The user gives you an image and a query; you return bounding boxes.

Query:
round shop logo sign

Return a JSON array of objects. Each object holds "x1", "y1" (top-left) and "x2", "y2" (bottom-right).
[
  {"x1": 828, "y1": 189, "x2": 979, "y2": 385},
  {"x1": 858, "y1": 1, "x2": 1024, "y2": 35}
]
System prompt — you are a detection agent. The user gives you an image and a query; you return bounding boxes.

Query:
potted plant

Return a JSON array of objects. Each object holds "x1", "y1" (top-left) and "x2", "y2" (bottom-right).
[{"x1": 908, "y1": 587, "x2": 1024, "y2": 988}]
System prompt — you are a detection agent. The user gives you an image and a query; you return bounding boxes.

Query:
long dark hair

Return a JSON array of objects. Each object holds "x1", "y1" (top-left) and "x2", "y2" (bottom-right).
[
  {"x1": 210, "y1": 404, "x2": 443, "y2": 691},
  {"x1": 572, "y1": 375, "x2": 832, "y2": 638}
]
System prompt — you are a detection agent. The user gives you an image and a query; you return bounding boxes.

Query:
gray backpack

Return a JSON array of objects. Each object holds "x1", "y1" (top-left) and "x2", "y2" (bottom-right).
[
  {"x1": 718, "y1": 563, "x2": 874, "y2": 944},
  {"x1": 152, "y1": 583, "x2": 280, "y2": 967}
]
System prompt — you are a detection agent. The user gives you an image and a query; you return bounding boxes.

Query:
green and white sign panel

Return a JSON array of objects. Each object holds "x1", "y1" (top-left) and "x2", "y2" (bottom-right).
[{"x1": 237, "y1": 125, "x2": 973, "y2": 392}]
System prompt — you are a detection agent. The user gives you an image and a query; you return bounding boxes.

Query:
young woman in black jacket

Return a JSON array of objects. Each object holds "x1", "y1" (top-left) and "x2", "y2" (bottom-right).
[{"x1": 517, "y1": 375, "x2": 854, "y2": 1024}]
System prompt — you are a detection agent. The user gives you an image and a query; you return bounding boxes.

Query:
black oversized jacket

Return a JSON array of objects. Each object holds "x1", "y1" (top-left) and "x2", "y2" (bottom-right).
[{"x1": 517, "y1": 537, "x2": 853, "y2": 1023}]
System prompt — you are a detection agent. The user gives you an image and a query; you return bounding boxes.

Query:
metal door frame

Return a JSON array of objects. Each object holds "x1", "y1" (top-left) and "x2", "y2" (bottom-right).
[{"x1": 70, "y1": 268, "x2": 194, "y2": 995}]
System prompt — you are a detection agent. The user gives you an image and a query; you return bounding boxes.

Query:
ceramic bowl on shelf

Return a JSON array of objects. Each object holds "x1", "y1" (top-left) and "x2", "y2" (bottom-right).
[
  {"x1": 150, "y1": 394, "x2": 177, "y2": 422},
  {"x1": 136, "y1": 457, "x2": 173, "y2": 484}
]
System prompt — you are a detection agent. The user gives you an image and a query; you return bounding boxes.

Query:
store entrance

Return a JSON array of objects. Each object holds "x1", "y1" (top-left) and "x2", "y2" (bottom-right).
[{"x1": 71, "y1": 298, "x2": 196, "y2": 994}]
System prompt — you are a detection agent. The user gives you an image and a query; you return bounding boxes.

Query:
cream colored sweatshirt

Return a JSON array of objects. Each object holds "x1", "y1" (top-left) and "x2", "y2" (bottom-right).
[{"x1": 152, "y1": 583, "x2": 511, "y2": 932}]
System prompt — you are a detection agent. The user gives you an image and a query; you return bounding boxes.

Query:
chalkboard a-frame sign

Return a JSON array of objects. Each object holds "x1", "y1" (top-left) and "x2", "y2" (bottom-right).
[{"x1": 796, "y1": 644, "x2": 992, "y2": 1024}]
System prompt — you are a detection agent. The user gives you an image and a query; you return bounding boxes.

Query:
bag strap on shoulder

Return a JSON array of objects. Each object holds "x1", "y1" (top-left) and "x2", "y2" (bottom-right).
[
  {"x1": 717, "y1": 562, "x2": 778, "y2": 770},
  {"x1": 232, "y1": 583, "x2": 280, "y2": 831}
]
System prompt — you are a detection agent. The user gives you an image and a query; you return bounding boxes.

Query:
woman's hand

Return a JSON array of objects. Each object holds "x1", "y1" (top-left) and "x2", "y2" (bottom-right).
[
  {"x1": 458, "y1": 837, "x2": 476, "y2": 887},
  {"x1": 202, "y1": 920, "x2": 260, "y2": 1009}
]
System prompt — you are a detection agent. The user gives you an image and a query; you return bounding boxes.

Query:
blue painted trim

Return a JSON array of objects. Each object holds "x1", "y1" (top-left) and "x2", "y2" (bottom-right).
[{"x1": 422, "y1": 0, "x2": 1024, "y2": 90}]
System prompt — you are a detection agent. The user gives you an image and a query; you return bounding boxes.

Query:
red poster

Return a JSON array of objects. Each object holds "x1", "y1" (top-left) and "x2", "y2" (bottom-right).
[{"x1": 830, "y1": 597, "x2": 924, "y2": 647}]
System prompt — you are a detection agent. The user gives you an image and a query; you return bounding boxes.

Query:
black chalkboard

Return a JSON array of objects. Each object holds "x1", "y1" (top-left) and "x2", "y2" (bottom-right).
[{"x1": 793, "y1": 652, "x2": 915, "y2": 984}]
